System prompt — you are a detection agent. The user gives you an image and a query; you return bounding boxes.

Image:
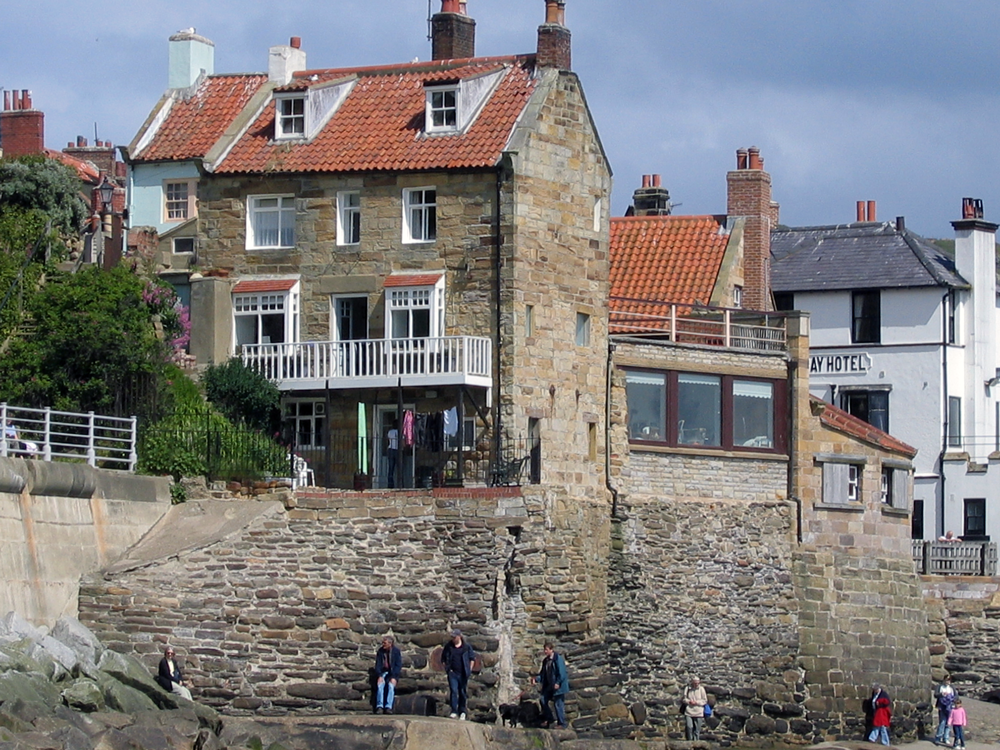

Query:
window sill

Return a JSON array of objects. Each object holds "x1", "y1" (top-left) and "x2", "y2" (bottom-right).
[
  {"x1": 336, "y1": 242, "x2": 361, "y2": 248},
  {"x1": 880, "y1": 506, "x2": 910, "y2": 518},
  {"x1": 815, "y1": 501, "x2": 865, "y2": 513},
  {"x1": 628, "y1": 442, "x2": 789, "y2": 462},
  {"x1": 402, "y1": 238, "x2": 436, "y2": 245},
  {"x1": 247, "y1": 245, "x2": 296, "y2": 252},
  {"x1": 942, "y1": 451, "x2": 969, "y2": 462}
]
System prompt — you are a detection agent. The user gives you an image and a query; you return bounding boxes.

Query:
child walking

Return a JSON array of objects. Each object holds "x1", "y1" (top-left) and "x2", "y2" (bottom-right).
[{"x1": 948, "y1": 698, "x2": 967, "y2": 749}]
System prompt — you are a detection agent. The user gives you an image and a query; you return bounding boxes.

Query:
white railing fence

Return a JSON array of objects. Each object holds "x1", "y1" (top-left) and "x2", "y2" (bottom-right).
[
  {"x1": 0, "y1": 403, "x2": 137, "y2": 471},
  {"x1": 241, "y1": 336, "x2": 493, "y2": 383}
]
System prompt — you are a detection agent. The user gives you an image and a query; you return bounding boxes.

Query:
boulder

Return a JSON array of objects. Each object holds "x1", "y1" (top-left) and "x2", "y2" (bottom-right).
[
  {"x1": 38, "y1": 635, "x2": 78, "y2": 673},
  {"x1": 1, "y1": 612, "x2": 42, "y2": 643},
  {"x1": 97, "y1": 650, "x2": 175, "y2": 709},
  {"x1": 51, "y1": 617, "x2": 104, "y2": 667},
  {"x1": 62, "y1": 678, "x2": 106, "y2": 712},
  {"x1": 98, "y1": 675, "x2": 159, "y2": 715}
]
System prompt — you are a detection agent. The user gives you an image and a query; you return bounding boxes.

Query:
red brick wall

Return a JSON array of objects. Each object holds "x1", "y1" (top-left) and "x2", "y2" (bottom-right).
[
  {"x1": 727, "y1": 167, "x2": 773, "y2": 311},
  {"x1": 0, "y1": 110, "x2": 44, "y2": 157}
]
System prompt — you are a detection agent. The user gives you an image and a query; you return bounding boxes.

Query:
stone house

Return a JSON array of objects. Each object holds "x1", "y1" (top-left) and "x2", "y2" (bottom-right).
[
  {"x1": 603, "y1": 158, "x2": 929, "y2": 741},
  {"x1": 773, "y1": 200, "x2": 1000, "y2": 545},
  {"x1": 124, "y1": 1, "x2": 611, "y2": 494}
]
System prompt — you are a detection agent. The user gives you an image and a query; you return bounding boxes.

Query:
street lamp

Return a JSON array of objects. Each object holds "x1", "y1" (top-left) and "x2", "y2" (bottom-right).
[{"x1": 97, "y1": 176, "x2": 115, "y2": 235}]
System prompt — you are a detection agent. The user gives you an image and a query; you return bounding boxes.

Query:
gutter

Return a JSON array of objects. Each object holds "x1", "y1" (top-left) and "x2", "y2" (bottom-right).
[{"x1": 605, "y1": 342, "x2": 620, "y2": 518}]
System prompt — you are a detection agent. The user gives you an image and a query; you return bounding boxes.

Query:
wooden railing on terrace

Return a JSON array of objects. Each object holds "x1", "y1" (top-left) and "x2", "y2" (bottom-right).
[
  {"x1": 609, "y1": 298, "x2": 787, "y2": 352},
  {"x1": 912, "y1": 539, "x2": 998, "y2": 576}
]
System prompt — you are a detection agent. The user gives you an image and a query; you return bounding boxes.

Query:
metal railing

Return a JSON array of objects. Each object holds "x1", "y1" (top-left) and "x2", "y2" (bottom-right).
[
  {"x1": 241, "y1": 336, "x2": 493, "y2": 389},
  {"x1": 912, "y1": 539, "x2": 998, "y2": 576},
  {"x1": 610, "y1": 299, "x2": 788, "y2": 352},
  {"x1": 0, "y1": 403, "x2": 137, "y2": 471}
]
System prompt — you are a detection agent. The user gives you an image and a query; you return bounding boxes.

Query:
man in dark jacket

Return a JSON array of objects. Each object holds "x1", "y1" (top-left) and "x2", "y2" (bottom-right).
[
  {"x1": 156, "y1": 646, "x2": 192, "y2": 700},
  {"x1": 536, "y1": 642, "x2": 569, "y2": 728},
  {"x1": 441, "y1": 629, "x2": 475, "y2": 720},
  {"x1": 374, "y1": 636, "x2": 402, "y2": 714}
]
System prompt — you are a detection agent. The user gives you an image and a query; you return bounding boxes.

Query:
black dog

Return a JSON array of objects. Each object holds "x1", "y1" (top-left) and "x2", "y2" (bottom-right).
[{"x1": 499, "y1": 693, "x2": 542, "y2": 728}]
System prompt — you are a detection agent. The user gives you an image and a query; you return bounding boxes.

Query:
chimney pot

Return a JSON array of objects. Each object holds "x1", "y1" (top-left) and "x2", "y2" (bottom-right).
[
  {"x1": 736, "y1": 148, "x2": 748, "y2": 170},
  {"x1": 2, "y1": 91, "x2": 9, "y2": 111},
  {"x1": 867, "y1": 200, "x2": 876, "y2": 222},
  {"x1": 545, "y1": 0, "x2": 566, "y2": 25},
  {"x1": 22, "y1": 91, "x2": 32, "y2": 110},
  {"x1": 896, "y1": 216, "x2": 906, "y2": 232},
  {"x1": 856, "y1": 201, "x2": 865, "y2": 222},
  {"x1": 78, "y1": 136, "x2": 86, "y2": 147},
  {"x1": 442, "y1": 0, "x2": 461, "y2": 12},
  {"x1": 747, "y1": 146, "x2": 761, "y2": 170},
  {"x1": 641, "y1": 174, "x2": 651, "y2": 188},
  {"x1": 11, "y1": 91, "x2": 20, "y2": 110},
  {"x1": 290, "y1": 36, "x2": 301, "y2": 49},
  {"x1": 652, "y1": 174, "x2": 661, "y2": 187}
]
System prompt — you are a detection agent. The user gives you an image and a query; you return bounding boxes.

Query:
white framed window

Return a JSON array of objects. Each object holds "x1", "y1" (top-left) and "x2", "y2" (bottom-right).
[
  {"x1": 247, "y1": 195, "x2": 295, "y2": 249},
  {"x1": 337, "y1": 191, "x2": 361, "y2": 246},
  {"x1": 164, "y1": 180, "x2": 196, "y2": 222},
  {"x1": 426, "y1": 86, "x2": 458, "y2": 133},
  {"x1": 847, "y1": 463, "x2": 860, "y2": 502},
  {"x1": 403, "y1": 188, "x2": 437, "y2": 243},
  {"x1": 276, "y1": 95, "x2": 306, "y2": 138},
  {"x1": 733, "y1": 285, "x2": 743, "y2": 309},
  {"x1": 576, "y1": 312, "x2": 591, "y2": 346},
  {"x1": 284, "y1": 399, "x2": 326, "y2": 448},
  {"x1": 172, "y1": 237, "x2": 195, "y2": 255},
  {"x1": 525, "y1": 304, "x2": 534, "y2": 338},
  {"x1": 387, "y1": 278, "x2": 444, "y2": 340},
  {"x1": 233, "y1": 287, "x2": 299, "y2": 347},
  {"x1": 331, "y1": 295, "x2": 368, "y2": 341},
  {"x1": 592, "y1": 196, "x2": 602, "y2": 232}
]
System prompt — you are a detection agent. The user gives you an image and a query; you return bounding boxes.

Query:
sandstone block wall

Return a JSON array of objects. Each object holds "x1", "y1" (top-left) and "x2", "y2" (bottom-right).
[
  {"x1": 78, "y1": 487, "x2": 612, "y2": 731},
  {"x1": 923, "y1": 577, "x2": 1000, "y2": 693}
]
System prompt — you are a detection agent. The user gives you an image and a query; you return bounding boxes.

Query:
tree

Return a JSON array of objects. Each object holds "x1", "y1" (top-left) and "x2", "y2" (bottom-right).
[
  {"x1": 0, "y1": 155, "x2": 88, "y2": 240},
  {"x1": 0, "y1": 265, "x2": 183, "y2": 420},
  {"x1": 202, "y1": 358, "x2": 281, "y2": 433}
]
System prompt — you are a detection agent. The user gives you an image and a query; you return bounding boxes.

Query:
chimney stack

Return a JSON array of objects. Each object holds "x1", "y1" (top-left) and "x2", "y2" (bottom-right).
[
  {"x1": 269, "y1": 36, "x2": 308, "y2": 84},
  {"x1": 432, "y1": 0, "x2": 476, "y2": 61},
  {"x1": 727, "y1": 146, "x2": 775, "y2": 311},
  {"x1": 168, "y1": 28, "x2": 215, "y2": 89},
  {"x1": 0, "y1": 89, "x2": 45, "y2": 158},
  {"x1": 537, "y1": 1, "x2": 571, "y2": 70},
  {"x1": 631, "y1": 174, "x2": 671, "y2": 216}
]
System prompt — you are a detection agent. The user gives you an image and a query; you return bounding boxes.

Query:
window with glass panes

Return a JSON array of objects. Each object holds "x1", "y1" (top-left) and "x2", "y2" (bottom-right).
[
  {"x1": 248, "y1": 195, "x2": 295, "y2": 248},
  {"x1": 284, "y1": 400, "x2": 325, "y2": 448},
  {"x1": 403, "y1": 188, "x2": 436, "y2": 242}
]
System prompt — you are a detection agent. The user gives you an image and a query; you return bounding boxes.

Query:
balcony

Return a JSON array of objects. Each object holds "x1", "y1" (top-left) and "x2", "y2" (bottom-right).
[{"x1": 241, "y1": 336, "x2": 493, "y2": 391}]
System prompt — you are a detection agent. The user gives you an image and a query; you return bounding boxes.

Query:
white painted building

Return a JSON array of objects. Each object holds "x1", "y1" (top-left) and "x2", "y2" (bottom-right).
[{"x1": 772, "y1": 199, "x2": 1000, "y2": 542}]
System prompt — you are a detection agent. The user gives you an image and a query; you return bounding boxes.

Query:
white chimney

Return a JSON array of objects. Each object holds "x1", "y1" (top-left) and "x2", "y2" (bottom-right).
[
  {"x1": 269, "y1": 37, "x2": 307, "y2": 85},
  {"x1": 168, "y1": 29, "x2": 215, "y2": 89}
]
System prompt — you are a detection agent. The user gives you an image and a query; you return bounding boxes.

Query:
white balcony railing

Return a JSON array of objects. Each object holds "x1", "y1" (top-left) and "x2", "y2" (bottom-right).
[{"x1": 241, "y1": 336, "x2": 493, "y2": 390}]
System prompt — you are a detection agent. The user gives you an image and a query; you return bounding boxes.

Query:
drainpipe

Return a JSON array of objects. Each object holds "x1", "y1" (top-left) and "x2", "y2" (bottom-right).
[
  {"x1": 605, "y1": 342, "x2": 620, "y2": 518},
  {"x1": 493, "y1": 165, "x2": 505, "y2": 463},
  {"x1": 788, "y1": 356, "x2": 802, "y2": 543},
  {"x1": 938, "y1": 291, "x2": 949, "y2": 539}
]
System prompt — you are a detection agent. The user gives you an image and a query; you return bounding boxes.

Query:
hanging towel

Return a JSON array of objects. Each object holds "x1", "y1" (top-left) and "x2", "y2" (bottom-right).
[
  {"x1": 402, "y1": 410, "x2": 415, "y2": 447},
  {"x1": 443, "y1": 407, "x2": 459, "y2": 437},
  {"x1": 357, "y1": 403, "x2": 368, "y2": 475}
]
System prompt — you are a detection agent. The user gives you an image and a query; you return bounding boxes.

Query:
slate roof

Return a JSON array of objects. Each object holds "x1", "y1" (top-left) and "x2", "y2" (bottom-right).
[
  {"x1": 771, "y1": 221, "x2": 968, "y2": 293},
  {"x1": 811, "y1": 396, "x2": 917, "y2": 458},
  {"x1": 131, "y1": 56, "x2": 538, "y2": 175},
  {"x1": 609, "y1": 215, "x2": 731, "y2": 316},
  {"x1": 133, "y1": 74, "x2": 268, "y2": 162}
]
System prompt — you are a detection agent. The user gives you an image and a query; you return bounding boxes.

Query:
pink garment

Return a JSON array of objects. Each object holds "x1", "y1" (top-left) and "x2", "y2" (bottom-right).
[
  {"x1": 948, "y1": 706, "x2": 967, "y2": 727},
  {"x1": 402, "y1": 410, "x2": 415, "y2": 447}
]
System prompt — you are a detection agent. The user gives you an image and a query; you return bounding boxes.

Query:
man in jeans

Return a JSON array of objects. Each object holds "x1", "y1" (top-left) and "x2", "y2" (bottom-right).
[
  {"x1": 441, "y1": 629, "x2": 475, "y2": 720},
  {"x1": 374, "y1": 635, "x2": 401, "y2": 714},
  {"x1": 535, "y1": 642, "x2": 569, "y2": 729}
]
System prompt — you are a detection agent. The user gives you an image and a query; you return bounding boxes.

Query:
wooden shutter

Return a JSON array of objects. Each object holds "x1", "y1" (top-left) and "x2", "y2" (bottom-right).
[{"x1": 822, "y1": 462, "x2": 849, "y2": 503}]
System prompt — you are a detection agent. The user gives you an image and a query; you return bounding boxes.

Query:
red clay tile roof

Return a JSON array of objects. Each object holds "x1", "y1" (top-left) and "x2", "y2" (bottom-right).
[
  {"x1": 384, "y1": 273, "x2": 443, "y2": 287},
  {"x1": 609, "y1": 214, "x2": 731, "y2": 330},
  {"x1": 134, "y1": 74, "x2": 268, "y2": 162},
  {"x1": 45, "y1": 149, "x2": 100, "y2": 183},
  {"x1": 232, "y1": 279, "x2": 298, "y2": 294},
  {"x1": 811, "y1": 396, "x2": 917, "y2": 457},
  {"x1": 214, "y1": 56, "x2": 537, "y2": 174}
]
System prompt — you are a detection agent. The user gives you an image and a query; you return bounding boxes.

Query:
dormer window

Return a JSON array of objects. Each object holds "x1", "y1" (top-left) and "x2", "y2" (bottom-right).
[
  {"x1": 426, "y1": 86, "x2": 459, "y2": 132},
  {"x1": 276, "y1": 95, "x2": 306, "y2": 139}
]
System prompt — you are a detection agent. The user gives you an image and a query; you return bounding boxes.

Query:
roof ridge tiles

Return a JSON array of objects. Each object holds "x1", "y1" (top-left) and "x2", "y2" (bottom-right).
[{"x1": 291, "y1": 54, "x2": 530, "y2": 81}]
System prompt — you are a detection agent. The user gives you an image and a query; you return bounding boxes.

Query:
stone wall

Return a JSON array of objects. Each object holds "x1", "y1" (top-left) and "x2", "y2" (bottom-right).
[
  {"x1": 79, "y1": 487, "x2": 614, "y2": 731},
  {"x1": 923, "y1": 576, "x2": 1000, "y2": 693},
  {"x1": 0, "y1": 457, "x2": 169, "y2": 625}
]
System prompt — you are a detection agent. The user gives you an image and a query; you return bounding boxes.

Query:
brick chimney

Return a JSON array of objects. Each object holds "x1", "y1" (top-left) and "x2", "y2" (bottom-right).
[
  {"x1": 537, "y1": 0, "x2": 571, "y2": 70},
  {"x1": 168, "y1": 28, "x2": 215, "y2": 89},
  {"x1": 631, "y1": 174, "x2": 671, "y2": 216},
  {"x1": 727, "y1": 146, "x2": 774, "y2": 311},
  {"x1": 431, "y1": 0, "x2": 476, "y2": 61},
  {"x1": 0, "y1": 90, "x2": 44, "y2": 158},
  {"x1": 63, "y1": 136, "x2": 118, "y2": 176}
]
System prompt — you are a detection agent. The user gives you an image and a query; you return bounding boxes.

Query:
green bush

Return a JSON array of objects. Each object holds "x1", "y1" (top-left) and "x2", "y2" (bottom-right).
[{"x1": 203, "y1": 358, "x2": 280, "y2": 432}]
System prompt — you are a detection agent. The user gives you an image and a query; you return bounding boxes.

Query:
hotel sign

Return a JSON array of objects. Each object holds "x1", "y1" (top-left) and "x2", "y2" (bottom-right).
[{"x1": 809, "y1": 353, "x2": 872, "y2": 375}]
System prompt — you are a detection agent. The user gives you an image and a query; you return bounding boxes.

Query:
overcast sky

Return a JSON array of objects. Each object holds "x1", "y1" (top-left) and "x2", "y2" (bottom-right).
[{"x1": 4, "y1": 0, "x2": 999, "y2": 238}]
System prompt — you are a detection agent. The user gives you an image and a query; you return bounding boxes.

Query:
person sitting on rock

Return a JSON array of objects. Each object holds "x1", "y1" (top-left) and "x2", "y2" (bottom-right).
[
  {"x1": 374, "y1": 635, "x2": 402, "y2": 714},
  {"x1": 156, "y1": 645, "x2": 193, "y2": 700}
]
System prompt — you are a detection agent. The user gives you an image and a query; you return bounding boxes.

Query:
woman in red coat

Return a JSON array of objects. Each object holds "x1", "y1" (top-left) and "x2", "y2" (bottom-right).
[{"x1": 867, "y1": 684, "x2": 892, "y2": 746}]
